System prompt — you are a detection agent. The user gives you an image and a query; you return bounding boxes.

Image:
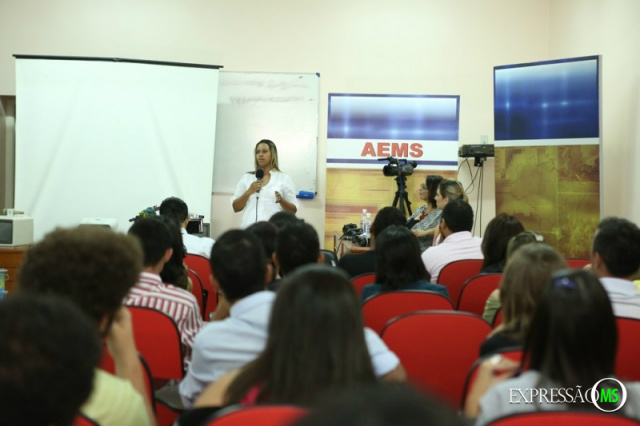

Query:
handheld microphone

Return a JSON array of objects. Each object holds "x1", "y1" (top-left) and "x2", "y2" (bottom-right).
[{"x1": 255, "y1": 169, "x2": 264, "y2": 193}]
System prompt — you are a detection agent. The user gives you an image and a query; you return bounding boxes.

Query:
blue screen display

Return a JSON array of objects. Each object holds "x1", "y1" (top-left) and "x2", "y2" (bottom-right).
[
  {"x1": 494, "y1": 56, "x2": 599, "y2": 141},
  {"x1": 327, "y1": 94, "x2": 459, "y2": 141}
]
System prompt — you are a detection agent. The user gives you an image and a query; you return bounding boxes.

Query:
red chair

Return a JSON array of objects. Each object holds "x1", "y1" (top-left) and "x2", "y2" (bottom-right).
[
  {"x1": 188, "y1": 268, "x2": 208, "y2": 320},
  {"x1": 616, "y1": 317, "x2": 640, "y2": 381},
  {"x1": 351, "y1": 273, "x2": 376, "y2": 297},
  {"x1": 460, "y1": 348, "x2": 524, "y2": 410},
  {"x1": 381, "y1": 310, "x2": 491, "y2": 408},
  {"x1": 362, "y1": 290, "x2": 454, "y2": 335},
  {"x1": 205, "y1": 405, "x2": 307, "y2": 426},
  {"x1": 437, "y1": 259, "x2": 484, "y2": 307},
  {"x1": 128, "y1": 306, "x2": 185, "y2": 382},
  {"x1": 74, "y1": 414, "x2": 100, "y2": 426},
  {"x1": 566, "y1": 258, "x2": 590, "y2": 269},
  {"x1": 493, "y1": 307, "x2": 504, "y2": 328},
  {"x1": 185, "y1": 254, "x2": 217, "y2": 319},
  {"x1": 487, "y1": 411, "x2": 640, "y2": 426},
  {"x1": 457, "y1": 273, "x2": 503, "y2": 315}
]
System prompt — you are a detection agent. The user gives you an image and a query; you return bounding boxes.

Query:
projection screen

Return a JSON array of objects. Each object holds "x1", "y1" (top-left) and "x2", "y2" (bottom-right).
[{"x1": 15, "y1": 56, "x2": 220, "y2": 241}]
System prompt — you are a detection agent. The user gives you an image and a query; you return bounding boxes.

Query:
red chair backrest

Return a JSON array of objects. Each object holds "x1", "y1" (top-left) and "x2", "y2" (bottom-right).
[
  {"x1": 128, "y1": 306, "x2": 185, "y2": 381},
  {"x1": 460, "y1": 348, "x2": 523, "y2": 410},
  {"x1": 205, "y1": 405, "x2": 307, "y2": 426},
  {"x1": 188, "y1": 268, "x2": 208, "y2": 320},
  {"x1": 493, "y1": 307, "x2": 504, "y2": 328},
  {"x1": 565, "y1": 258, "x2": 590, "y2": 269},
  {"x1": 351, "y1": 273, "x2": 376, "y2": 297},
  {"x1": 487, "y1": 411, "x2": 640, "y2": 426},
  {"x1": 185, "y1": 254, "x2": 217, "y2": 319},
  {"x1": 437, "y1": 259, "x2": 484, "y2": 307},
  {"x1": 362, "y1": 290, "x2": 454, "y2": 335},
  {"x1": 615, "y1": 316, "x2": 640, "y2": 381},
  {"x1": 457, "y1": 273, "x2": 503, "y2": 315},
  {"x1": 74, "y1": 414, "x2": 100, "y2": 426},
  {"x1": 381, "y1": 310, "x2": 491, "y2": 407}
]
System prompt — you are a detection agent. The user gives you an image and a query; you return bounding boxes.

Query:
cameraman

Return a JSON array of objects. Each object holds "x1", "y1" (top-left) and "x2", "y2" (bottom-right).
[{"x1": 338, "y1": 207, "x2": 406, "y2": 278}]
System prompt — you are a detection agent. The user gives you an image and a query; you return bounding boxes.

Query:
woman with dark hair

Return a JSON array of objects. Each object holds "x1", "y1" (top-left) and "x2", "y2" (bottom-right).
[
  {"x1": 480, "y1": 213, "x2": 525, "y2": 273},
  {"x1": 193, "y1": 265, "x2": 377, "y2": 407},
  {"x1": 480, "y1": 243, "x2": 566, "y2": 356},
  {"x1": 159, "y1": 216, "x2": 190, "y2": 291},
  {"x1": 466, "y1": 269, "x2": 640, "y2": 423},
  {"x1": 406, "y1": 175, "x2": 443, "y2": 252},
  {"x1": 232, "y1": 139, "x2": 298, "y2": 228},
  {"x1": 361, "y1": 226, "x2": 448, "y2": 301}
]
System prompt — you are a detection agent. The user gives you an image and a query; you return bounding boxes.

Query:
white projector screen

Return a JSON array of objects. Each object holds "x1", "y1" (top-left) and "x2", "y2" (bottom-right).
[{"x1": 15, "y1": 56, "x2": 220, "y2": 241}]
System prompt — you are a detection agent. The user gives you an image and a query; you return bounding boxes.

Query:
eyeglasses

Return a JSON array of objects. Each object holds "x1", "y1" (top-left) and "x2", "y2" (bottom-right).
[
  {"x1": 552, "y1": 275, "x2": 577, "y2": 289},
  {"x1": 419, "y1": 185, "x2": 427, "y2": 191}
]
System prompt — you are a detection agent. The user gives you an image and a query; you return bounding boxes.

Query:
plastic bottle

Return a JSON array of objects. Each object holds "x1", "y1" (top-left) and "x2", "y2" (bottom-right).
[
  {"x1": 365, "y1": 212, "x2": 372, "y2": 239},
  {"x1": 360, "y1": 209, "x2": 368, "y2": 235}
]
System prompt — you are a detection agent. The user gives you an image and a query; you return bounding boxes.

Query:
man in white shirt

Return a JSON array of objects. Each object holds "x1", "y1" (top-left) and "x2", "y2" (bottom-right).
[
  {"x1": 421, "y1": 199, "x2": 483, "y2": 283},
  {"x1": 179, "y1": 229, "x2": 405, "y2": 407},
  {"x1": 591, "y1": 217, "x2": 640, "y2": 319},
  {"x1": 159, "y1": 196, "x2": 215, "y2": 258}
]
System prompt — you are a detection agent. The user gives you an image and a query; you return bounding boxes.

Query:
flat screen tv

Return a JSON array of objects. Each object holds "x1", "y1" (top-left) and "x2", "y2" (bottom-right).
[{"x1": 494, "y1": 55, "x2": 600, "y2": 141}]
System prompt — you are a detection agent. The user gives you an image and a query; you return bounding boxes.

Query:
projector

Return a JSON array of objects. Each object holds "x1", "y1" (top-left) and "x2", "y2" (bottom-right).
[
  {"x1": 80, "y1": 218, "x2": 118, "y2": 231},
  {"x1": 458, "y1": 144, "x2": 495, "y2": 158}
]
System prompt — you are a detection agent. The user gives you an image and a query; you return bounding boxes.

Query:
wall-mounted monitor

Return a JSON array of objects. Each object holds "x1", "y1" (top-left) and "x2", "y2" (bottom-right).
[{"x1": 494, "y1": 55, "x2": 600, "y2": 142}]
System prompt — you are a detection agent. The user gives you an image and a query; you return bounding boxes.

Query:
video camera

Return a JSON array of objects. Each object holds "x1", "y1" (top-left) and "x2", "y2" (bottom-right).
[{"x1": 379, "y1": 156, "x2": 418, "y2": 177}]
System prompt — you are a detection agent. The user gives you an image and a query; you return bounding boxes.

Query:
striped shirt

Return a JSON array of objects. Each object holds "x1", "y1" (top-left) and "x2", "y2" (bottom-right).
[{"x1": 125, "y1": 272, "x2": 204, "y2": 363}]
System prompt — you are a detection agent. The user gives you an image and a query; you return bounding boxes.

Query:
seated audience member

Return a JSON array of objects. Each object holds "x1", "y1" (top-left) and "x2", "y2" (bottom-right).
[
  {"x1": 479, "y1": 244, "x2": 567, "y2": 356},
  {"x1": 268, "y1": 210, "x2": 300, "y2": 229},
  {"x1": 270, "y1": 220, "x2": 322, "y2": 290},
  {"x1": 160, "y1": 196, "x2": 215, "y2": 258},
  {"x1": 126, "y1": 216, "x2": 204, "y2": 364},
  {"x1": 338, "y1": 207, "x2": 406, "y2": 278},
  {"x1": 432, "y1": 178, "x2": 469, "y2": 246},
  {"x1": 406, "y1": 174, "x2": 443, "y2": 252},
  {"x1": 361, "y1": 226, "x2": 448, "y2": 301},
  {"x1": 246, "y1": 221, "x2": 279, "y2": 285},
  {"x1": 465, "y1": 269, "x2": 640, "y2": 424},
  {"x1": 0, "y1": 294, "x2": 101, "y2": 426},
  {"x1": 480, "y1": 213, "x2": 524, "y2": 273},
  {"x1": 421, "y1": 199, "x2": 483, "y2": 283},
  {"x1": 17, "y1": 226, "x2": 154, "y2": 426},
  {"x1": 180, "y1": 230, "x2": 405, "y2": 407},
  {"x1": 160, "y1": 216, "x2": 191, "y2": 291},
  {"x1": 193, "y1": 265, "x2": 377, "y2": 408},
  {"x1": 482, "y1": 231, "x2": 545, "y2": 323},
  {"x1": 294, "y1": 382, "x2": 462, "y2": 426},
  {"x1": 590, "y1": 217, "x2": 640, "y2": 319}
]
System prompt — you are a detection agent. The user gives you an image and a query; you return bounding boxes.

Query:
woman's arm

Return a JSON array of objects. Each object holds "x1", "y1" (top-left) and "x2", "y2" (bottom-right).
[
  {"x1": 232, "y1": 180, "x2": 261, "y2": 212},
  {"x1": 464, "y1": 356, "x2": 519, "y2": 419},
  {"x1": 276, "y1": 174, "x2": 299, "y2": 213},
  {"x1": 193, "y1": 369, "x2": 241, "y2": 408}
]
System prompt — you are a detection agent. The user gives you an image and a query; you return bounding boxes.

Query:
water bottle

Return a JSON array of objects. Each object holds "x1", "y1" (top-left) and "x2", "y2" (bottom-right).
[
  {"x1": 365, "y1": 212, "x2": 372, "y2": 239},
  {"x1": 360, "y1": 209, "x2": 368, "y2": 235}
]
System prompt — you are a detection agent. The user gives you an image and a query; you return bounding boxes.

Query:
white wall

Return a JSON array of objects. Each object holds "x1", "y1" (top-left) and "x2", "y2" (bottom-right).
[
  {"x1": 547, "y1": 0, "x2": 640, "y2": 220},
  {"x1": 7, "y1": 1, "x2": 634, "y2": 242}
]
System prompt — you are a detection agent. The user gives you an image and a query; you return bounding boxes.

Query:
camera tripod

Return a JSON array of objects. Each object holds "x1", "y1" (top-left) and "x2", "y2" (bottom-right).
[{"x1": 392, "y1": 174, "x2": 412, "y2": 217}]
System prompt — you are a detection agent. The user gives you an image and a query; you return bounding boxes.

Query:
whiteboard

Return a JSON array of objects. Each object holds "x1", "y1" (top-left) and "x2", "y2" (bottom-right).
[{"x1": 212, "y1": 71, "x2": 319, "y2": 194}]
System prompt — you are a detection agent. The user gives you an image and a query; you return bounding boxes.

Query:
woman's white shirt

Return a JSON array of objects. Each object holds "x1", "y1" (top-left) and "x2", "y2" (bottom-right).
[{"x1": 231, "y1": 171, "x2": 298, "y2": 228}]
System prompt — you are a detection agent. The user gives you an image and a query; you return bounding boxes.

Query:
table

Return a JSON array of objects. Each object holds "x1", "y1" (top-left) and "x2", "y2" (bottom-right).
[{"x1": 0, "y1": 246, "x2": 30, "y2": 292}]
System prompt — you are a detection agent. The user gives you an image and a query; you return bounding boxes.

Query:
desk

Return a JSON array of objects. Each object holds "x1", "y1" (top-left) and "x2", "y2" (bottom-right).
[
  {"x1": 0, "y1": 246, "x2": 29, "y2": 292},
  {"x1": 333, "y1": 232, "x2": 372, "y2": 259}
]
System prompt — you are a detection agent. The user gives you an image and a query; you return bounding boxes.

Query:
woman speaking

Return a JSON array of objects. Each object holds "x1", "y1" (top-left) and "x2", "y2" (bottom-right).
[{"x1": 232, "y1": 139, "x2": 298, "y2": 228}]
